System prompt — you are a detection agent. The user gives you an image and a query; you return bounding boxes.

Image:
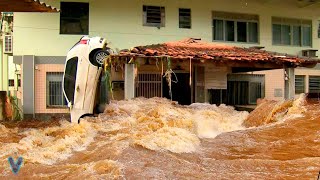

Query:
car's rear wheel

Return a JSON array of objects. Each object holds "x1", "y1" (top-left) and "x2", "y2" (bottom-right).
[{"x1": 93, "y1": 49, "x2": 110, "y2": 66}]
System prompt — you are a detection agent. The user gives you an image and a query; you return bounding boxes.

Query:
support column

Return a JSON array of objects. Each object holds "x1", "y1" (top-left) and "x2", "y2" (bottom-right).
[
  {"x1": 22, "y1": 55, "x2": 35, "y2": 118},
  {"x1": 125, "y1": 63, "x2": 135, "y2": 99},
  {"x1": 284, "y1": 67, "x2": 295, "y2": 100}
]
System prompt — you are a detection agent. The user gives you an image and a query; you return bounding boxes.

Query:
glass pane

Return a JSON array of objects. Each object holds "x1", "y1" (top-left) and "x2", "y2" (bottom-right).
[
  {"x1": 249, "y1": 82, "x2": 262, "y2": 105},
  {"x1": 302, "y1": 26, "x2": 311, "y2": 46},
  {"x1": 63, "y1": 57, "x2": 78, "y2": 103},
  {"x1": 213, "y1": 19, "x2": 224, "y2": 41},
  {"x1": 248, "y1": 22, "x2": 258, "y2": 43},
  {"x1": 292, "y1": 26, "x2": 301, "y2": 46},
  {"x1": 60, "y1": 2, "x2": 89, "y2": 35},
  {"x1": 272, "y1": 24, "x2": 281, "y2": 44},
  {"x1": 225, "y1": 21, "x2": 235, "y2": 41},
  {"x1": 237, "y1": 21, "x2": 247, "y2": 42},
  {"x1": 281, "y1": 25, "x2": 291, "y2": 45}
]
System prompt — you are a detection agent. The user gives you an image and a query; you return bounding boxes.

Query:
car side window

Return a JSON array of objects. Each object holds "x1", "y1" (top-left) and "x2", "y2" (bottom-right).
[{"x1": 63, "y1": 57, "x2": 78, "y2": 103}]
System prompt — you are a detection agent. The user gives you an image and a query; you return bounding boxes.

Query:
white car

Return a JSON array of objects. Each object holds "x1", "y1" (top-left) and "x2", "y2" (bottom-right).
[{"x1": 62, "y1": 36, "x2": 111, "y2": 123}]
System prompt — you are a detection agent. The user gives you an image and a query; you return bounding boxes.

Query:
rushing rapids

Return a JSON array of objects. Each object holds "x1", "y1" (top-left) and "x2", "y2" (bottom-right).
[{"x1": 0, "y1": 95, "x2": 320, "y2": 179}]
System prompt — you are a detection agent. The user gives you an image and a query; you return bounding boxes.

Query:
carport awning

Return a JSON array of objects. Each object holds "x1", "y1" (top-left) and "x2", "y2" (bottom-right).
[
  {"x1": 0, "y1": 0, "x2": 59, "y2": 12},
  {"x1": 114, "y1": 38, "x2": 320, "y2": 69}
]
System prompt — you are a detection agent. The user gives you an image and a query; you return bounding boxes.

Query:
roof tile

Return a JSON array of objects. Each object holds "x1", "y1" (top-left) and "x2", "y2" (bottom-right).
[{"x1": 117, "y1": 38, "x2": 319, "y2": 67}]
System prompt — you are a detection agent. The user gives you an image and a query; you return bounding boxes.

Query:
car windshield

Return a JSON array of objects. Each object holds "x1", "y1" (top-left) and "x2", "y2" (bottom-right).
[{"x1": 63, "y1": 57, "x2": 78, "y2": 103}]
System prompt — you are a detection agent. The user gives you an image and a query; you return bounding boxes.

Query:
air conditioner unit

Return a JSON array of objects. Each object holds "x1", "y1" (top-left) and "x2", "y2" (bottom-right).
[
  {"x1": 3, "y1": 35, "x2": 13, "y2": 54},
  {"x1": 302, "y1": 49, "x2": 318, "y2": 58}
]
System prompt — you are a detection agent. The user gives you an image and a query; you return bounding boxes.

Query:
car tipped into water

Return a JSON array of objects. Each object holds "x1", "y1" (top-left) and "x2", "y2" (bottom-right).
[{"x1": 62, "y1": 36, "x2": 111, "y2": 123}]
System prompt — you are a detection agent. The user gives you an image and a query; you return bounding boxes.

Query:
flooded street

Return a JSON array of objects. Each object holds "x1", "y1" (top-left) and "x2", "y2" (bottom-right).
[{"x1": 0, "y1": 96, "x2": 320, "y2": 179}]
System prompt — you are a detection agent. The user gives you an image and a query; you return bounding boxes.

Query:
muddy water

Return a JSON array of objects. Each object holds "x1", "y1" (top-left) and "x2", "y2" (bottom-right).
[{"x1": 0, "y1": 96, "x2": 320, "y2": 179}]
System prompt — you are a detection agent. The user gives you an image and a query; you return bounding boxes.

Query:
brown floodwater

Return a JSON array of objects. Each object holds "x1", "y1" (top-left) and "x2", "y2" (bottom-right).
[{"x1": 0, "y1": 95, "x2": 320, "y2": 179}]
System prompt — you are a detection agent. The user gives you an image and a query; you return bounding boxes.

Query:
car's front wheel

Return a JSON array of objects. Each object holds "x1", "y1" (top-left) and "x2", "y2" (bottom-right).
[{"x1": 92, "y1": 49, "x2": 110, "y2": 66}]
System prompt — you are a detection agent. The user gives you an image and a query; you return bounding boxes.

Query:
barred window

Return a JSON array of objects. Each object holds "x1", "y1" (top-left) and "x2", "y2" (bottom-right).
[
  {"x1": 295, "y1": 75, "x2": 305, "y2": 94},
  {"x1": 143, "y1": 5, "x2": 165, "y2": 27},
  {"x1": 47, "y1": 72, "x2": 67, "y2": 107},
  {"x1": 309, "y1": 76, "x2": 320, "y2": 93}
]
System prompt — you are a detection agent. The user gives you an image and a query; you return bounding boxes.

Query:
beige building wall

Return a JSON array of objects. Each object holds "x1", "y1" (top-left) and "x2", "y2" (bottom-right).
[
  {"x1": 251, "y1": 67, "x2": 320, "y2": 101},
  {"x1": 34, "y1": 64, "x2": 68, "y2": 114},
  {"x1": 12, "y1": 0, "x2": 320, "y2": 110},
  {"x1": 13, "y1": 0, "x2": 320, "y2": 56}
]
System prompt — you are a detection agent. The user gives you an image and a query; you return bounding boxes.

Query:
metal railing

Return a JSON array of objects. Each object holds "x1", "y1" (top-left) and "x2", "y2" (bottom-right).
[{"x1": 135, "y1": 73, "x2": 162, "y2": 98}]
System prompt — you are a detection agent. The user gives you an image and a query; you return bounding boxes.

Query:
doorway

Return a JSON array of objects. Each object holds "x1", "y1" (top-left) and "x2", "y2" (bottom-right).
[{"x1": 163, "y1": 73, "x2": 191, "y2": 105}]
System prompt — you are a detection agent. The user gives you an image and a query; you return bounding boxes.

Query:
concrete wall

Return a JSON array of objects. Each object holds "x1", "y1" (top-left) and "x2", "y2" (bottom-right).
[
  {"x1": 34, "y1": 64, "x2": 68, "y2": 113},
  {"x1": 22, "y1": 55, "x2": 34, "y2": 115}
]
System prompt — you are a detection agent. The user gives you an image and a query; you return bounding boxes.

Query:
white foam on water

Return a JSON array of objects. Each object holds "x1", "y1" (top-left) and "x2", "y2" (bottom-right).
[
  {"x1": 190, "y1": 103, "x2": 248, "y2": 138},
  {"x1": 99, "y1": 98, "x2": 249, "y2": 153},
  {"x1": 0, "y1": 120, "x2": 97, "y2": 165},
  {"x1": 0, "y1": 97, "x2": 253, "y2": 164}
]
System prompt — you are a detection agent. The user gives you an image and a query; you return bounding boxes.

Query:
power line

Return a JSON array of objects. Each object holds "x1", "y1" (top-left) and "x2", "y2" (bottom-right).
[{"x1": 13, "y1": 25, "x2": 212, "y2": 38}]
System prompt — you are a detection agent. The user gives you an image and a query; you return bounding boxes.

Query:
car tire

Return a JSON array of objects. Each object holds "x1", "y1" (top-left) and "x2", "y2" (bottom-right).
[{"x1": 92, "y1": 49, "x2": 110, "y2": 66}]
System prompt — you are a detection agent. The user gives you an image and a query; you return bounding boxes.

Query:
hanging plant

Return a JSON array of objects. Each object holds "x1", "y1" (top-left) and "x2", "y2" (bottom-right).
[
  {"x1": 103, "y1": 56, "x2": 114, "y2": 100},
  {"x1": 8, "y1": 95, "x2": 22, "y2": 121},
  {"x1": 163, "y1": 57, "x2": 178, "y2": 100}
]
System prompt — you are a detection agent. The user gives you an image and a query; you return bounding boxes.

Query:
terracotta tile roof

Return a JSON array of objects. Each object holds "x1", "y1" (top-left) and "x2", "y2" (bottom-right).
[
  {"x1": 117, "y1": 38, "x2": 319, "y2": 67},
  {"x1": 0, "y1": 0, "x2": 59, "y2": 12}
]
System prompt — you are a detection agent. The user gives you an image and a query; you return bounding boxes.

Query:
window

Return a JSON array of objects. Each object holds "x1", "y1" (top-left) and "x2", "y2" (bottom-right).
[
  {"x1": 295, "y1": 75, "x2": 305, "y2": 94},
  {"x1": 60, "y1": 2, "x2": 89, "y2": 35},
  {"x1": 47, "y1": 72, "x2": 67, "y2": 107},
  {"x1": 318, "y1": 21, "x2": 320, "y2": 38},
  {"x1": 8, "y1": 79, "x2": 14, "y2": 87},
  {"x1": 179, "y1": 8, "x2": 191, "y2": 29},
  {"x1": 143, "y1": 5, "x2": 165, "y2": 27},
  {"x1": 272, "y1": 17, "x2": 312, "y2": 46},
  {"x1": 309, "y1": 76, "x2": 320, "y2": 93},
  {"x1": 208, "y1": 89, "x2": 227, "y2": 105},
  {"x1": 63, "y1": 57, "x2": 78, "y2": 104},
  {"x1": 212, "y1": 11, "x2": 259, "y2": 43}
]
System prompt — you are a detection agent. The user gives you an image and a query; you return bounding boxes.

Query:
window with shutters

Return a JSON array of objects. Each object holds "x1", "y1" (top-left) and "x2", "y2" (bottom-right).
[
  {"x1": 309, "y1": 76, "x2": 320, "y2": 93},
  {"x1": 179, "y1": 8, "x2": 191, "y2": 29},
  {"x1": 295, "y1": 75, "x2": 305, "y2": 94},
  {"x1": 143, "y1": 5, "x2": 165, "y2": 27}
]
